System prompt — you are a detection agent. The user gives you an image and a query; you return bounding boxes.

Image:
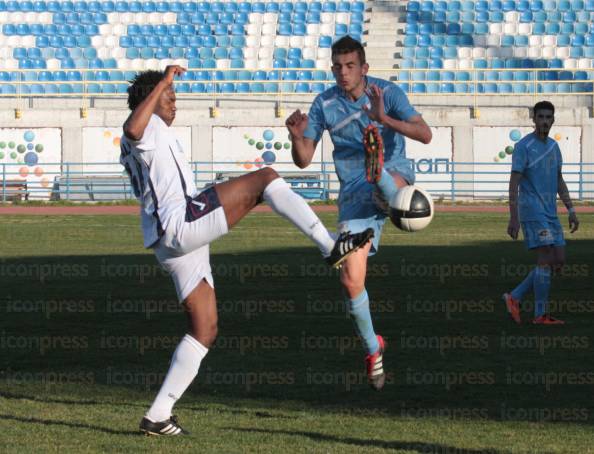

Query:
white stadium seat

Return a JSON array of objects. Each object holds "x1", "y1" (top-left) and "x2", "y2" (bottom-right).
[
  {"x1": 564, "y1": 58, "x2": 577, "y2": 69},
  {"x1": 260, "y1": 34, "x2": 274, "y2": 47},
  {"x1": 245, "y1": 58, "x2": 258, "y2": 69},
  {"x1": 117, "y1": 58, "x2": 131, "y2": 70},
  {"x1": 542, "y1": 46, "x2": 556, "y2": 58},
  {"x1": 556, "y1": 47, "x2": 570, "y2": 59},
  {"x1": 443, "y1": 59, "x2": 458, "y2": 69},
  {"x1": 303, "y1": 47, "x2": 317, "y2": 60},
  {"x1": 321, "y1": 12, "x2": 335, "y2": 24},
  {"x1": 249, "y1": 13, "x2": 262, "y2": 24},
  {"x1": 504, "y1": 11, "x2": 519, "y2": 22},
  {"x1": 527, "y1": 47, "x2": 542, "y2": 58},
  {"x1": 518, "y1": 23, "x2": 531, "y2": 35},
  {"x1": 335, "y1": 12, "x2": 350, "y2": 24},
  {"x1": 289, "y1": 36, "x2": 304, "y2": 48},
  {"x1": 529, "y1": 35, "x2": 542, "y2": 47},
  {"x1": 257, "y1": 59, "x2": 271, "y2": 69},
  {"x1": 513, "y1": 47, "x2": 528, "y2": 58},
  {"x1": 274, "y1": 35, "x2": 289, "y2": 47},
  {"x1": 258, "y1": 46, "x2": 273, "y2": 60},
  {"x1": 263, "y1": 12, "x2": 277, "y2": 24},
  {"x1": 149, "y1": 13, "x2": 162, "y2": 25},
  {"x1": 489, "y1": 23, "x2": 503, "y2": 34},
  {"x1": 306, "y1": 24, "x2": 320, "y2": 36},
  {"x1": 458, "y1": 47, "x2": 472, "y2": 59},
  {"x1": 163, "y1": 12, "x2": 176, "y2": 24},
  {"x1": 304, "y1": 35, "x2": 318, "y2": 48},
  {"x1": 486, "y1": 35, "x2": 500, "y2": 46},
  {"x1": 216, "y1": 59, "x2": 230, "y2": 70},
  {"x1": 246, "y1": 35, "x2": 260, "y2": 48},
  {"x1": 504, "y1": 23, "x2": 517, "y2": 35},
  {"x1": 543, "y1": 35, "x2": 556, "y2": 46}
]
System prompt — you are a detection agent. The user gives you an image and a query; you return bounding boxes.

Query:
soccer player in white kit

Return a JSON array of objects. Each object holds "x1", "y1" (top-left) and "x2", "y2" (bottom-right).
[{"x1": 120, "y1": 65, "x2": 373, "y2": 436}]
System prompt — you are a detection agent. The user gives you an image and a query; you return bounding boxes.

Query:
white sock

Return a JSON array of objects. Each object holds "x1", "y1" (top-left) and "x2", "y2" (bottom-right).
[
  {"x1": 146, "y1": 334, "x2": 208, "y2": 422},
  {"x1": 263, "y1": 178, "x2": 335, "y2": 256}
]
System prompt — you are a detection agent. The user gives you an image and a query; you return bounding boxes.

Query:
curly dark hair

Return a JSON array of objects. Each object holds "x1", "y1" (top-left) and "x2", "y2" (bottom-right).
[
  {"x1": 331, "y1": 35, "x2": 366, "y2": 65},
  {"x1": 127, "y1": 70, "x2": 165, "y2": 111}
]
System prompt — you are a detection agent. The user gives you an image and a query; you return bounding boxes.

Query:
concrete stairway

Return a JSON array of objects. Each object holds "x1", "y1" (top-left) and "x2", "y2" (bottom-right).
[{"x1": 363, "y1": 0, "x2": 406, "y2": 78}]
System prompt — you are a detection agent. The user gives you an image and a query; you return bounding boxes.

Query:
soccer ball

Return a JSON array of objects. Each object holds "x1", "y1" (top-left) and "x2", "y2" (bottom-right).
[{"x1": 389, "y1": 185, "x2": 434, "y2": 232}]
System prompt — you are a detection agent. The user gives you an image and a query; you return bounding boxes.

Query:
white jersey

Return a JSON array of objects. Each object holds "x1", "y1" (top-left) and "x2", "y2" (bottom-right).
[{"x1": 120, "y1": 114, "x2": 197, "y2": 248}]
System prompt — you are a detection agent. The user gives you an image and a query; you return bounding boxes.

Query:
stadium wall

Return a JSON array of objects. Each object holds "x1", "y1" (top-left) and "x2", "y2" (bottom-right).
[{"x1": 0, "y1": 100, "x2": 592, "y2": 200}]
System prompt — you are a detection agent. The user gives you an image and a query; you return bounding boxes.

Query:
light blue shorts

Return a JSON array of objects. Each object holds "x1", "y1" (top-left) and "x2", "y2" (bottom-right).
[
  {"x1": 337, "y1": 216, "x2": 386, "y2": 257},
  {"x1": 521, "y1": 219, "x2": 565, "y2": 250}
]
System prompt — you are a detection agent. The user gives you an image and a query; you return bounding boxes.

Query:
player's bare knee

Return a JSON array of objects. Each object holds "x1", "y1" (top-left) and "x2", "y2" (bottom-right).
[
  {"x1": 259, "y1": 167, "x2": 279, "y2": 184},
  {"x1": 193, "y1": 322, "x2": 218, "y2": 348},
  {"x1": 340, "y1": 273, "x2": 365, "y2": 298}
]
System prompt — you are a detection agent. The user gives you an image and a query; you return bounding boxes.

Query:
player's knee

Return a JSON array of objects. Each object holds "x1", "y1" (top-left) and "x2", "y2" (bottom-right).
[
  {"x1": 195, "y1": 322, "x2": 218, "y2": 348},
  {"x1": 258, "y1": 167, "x2": 279, "y2": 183},
  {"x1": 340, "y1": 272, "x2": 365, "y2": 298}
]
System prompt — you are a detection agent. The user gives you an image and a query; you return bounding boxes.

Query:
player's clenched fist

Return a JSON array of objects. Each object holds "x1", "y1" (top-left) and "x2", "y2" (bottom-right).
[
  {"x1": 285, "y1": 109, "x2": 308, "y2": 139},
  {"x1": 163, "y1": 65, "x2": 186, "y2": 85}
]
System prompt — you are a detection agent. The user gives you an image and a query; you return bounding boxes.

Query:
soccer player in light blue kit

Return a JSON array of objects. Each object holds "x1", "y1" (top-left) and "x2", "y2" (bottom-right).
[
  {"x1": 504, "y1": 101, "x2": 579, "y2": 325},
  {"x1": 286, "y1": 36, "x2": 431, "y2": 390}
]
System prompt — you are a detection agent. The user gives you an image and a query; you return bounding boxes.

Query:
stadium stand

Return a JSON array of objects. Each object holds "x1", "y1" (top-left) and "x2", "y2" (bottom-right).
[{"x1": 0, "y1": 0, "x2": 591, "y2": 95}]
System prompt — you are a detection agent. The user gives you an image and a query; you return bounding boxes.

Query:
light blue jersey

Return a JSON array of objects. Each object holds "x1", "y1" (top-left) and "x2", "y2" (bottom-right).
[
  {"x1": 512, "y1": 132, "x2": 562, "y2": 222},
  {"x1": 303, "y1": 76, "x2": 419, "y2": 221}
]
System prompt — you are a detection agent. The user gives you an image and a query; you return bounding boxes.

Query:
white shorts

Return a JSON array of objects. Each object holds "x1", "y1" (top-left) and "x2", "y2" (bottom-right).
[{"x1": 154, "y1": 187, "x2": 229, "y2": 302}]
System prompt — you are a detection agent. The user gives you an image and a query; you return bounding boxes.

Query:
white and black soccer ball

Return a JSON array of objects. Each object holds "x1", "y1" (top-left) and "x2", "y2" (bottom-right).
[{"x1": 389, "y1": 185, "x2": 434, "y2": 232}]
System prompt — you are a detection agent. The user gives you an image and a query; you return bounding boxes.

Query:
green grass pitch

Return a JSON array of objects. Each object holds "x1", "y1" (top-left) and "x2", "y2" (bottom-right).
[{"x1": 0, "y1": 212, "x2": 593, "y2": 453}]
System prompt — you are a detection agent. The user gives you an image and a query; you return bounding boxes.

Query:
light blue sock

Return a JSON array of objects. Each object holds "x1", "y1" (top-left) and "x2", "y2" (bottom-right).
[
  {"x1": 376, "y1": 168, "x2": 399, "y2": 204},
  {"x1": 347, "y1": 289, "x2": 379, "y2": 355},
  {"x1": 511, "y1": 269, "x2": 536, "y2": 301},
  {"x1": 533, "y1": 266, "x2": 551, "y2": 318}
]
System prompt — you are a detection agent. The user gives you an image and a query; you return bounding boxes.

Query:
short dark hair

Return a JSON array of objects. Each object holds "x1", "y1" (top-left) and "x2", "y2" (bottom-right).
[
  {"x1": 127, "y1": 70, "x2": 165, "y2": 111},
  {"x1": 331, "y1": 35, "x2": 366, "y2": 65},
  {"x1": 533, "y1": 100, "x2": 555, "y2": 116}
]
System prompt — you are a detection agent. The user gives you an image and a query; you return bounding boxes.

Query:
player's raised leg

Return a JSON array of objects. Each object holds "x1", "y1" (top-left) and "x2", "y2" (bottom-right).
[
  {"x1": 340, "y1": 243, "x2": 385, "y2": 391},
  {"x1": 213, "y1": 167, "x2": 373, "y2": 267},
  {"x1": 140, "y1": 278, "x2": 216, "y2": 435}
]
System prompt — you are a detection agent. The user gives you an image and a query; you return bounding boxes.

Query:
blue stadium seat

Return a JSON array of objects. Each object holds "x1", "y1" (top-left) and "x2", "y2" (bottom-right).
[
  {"x1": 502, "y1": 0, "x2": 516, "y2": 11},
  {"x1": 412, "y1": 83, "x2": 426, "y2": 93},
  {"x1": 404, "y1": 36, "x2": 417, "y2": 48},
  {"x1": 430, "y1": 34, "x2": 445, "y2": 47},
  {"x1": 480, "y1": 83, "x2": 497, "y2": 93},
  {"x1": 439, "y1": 82, "x2": 453, "y2": 93},
  {"x1": 557, "y1": 34, "x2": 571, "y2": 46},
  {"x1": 411, "y1": 70, "x2": 425, "y2": 81},
  {"x1": 532, "y1": 22, "x2": 545, "y2": 34},
  {"x1": 561, "y1": 22, "x2": 574, "y2": 34},
  {"x1": 558, "y1": 0, "x2": 570, "y2": 10},
  {"x1": 264, "y1": 82, "x2": 279, "y2": 93},
  {"x1": 249, "y1": 82, "x2": 264, "y2": 93},
  {"x1": 425, "y1": 71, "x2": 439, "y2": 81},
  {"x1": 539, "y1": 83, "x2": 557, "y2": 93}
]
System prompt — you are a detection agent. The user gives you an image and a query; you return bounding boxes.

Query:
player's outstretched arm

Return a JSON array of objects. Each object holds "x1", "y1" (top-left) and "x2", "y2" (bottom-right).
[
  {"x1": 362, "y1": 84, "x2": 432, "y2": 144},
  {"x1": 286, "y1": 109, "x2": 317, "y2": 168},
  {"x1": 558, "y1": 172, "x2": 579, "y2": 233},
  {"x1": 507, "y1": 171, "x2": 522, "y2": 239},
  {"x1": 123, "y1": 65, "x2": 185, "y2": 141}
]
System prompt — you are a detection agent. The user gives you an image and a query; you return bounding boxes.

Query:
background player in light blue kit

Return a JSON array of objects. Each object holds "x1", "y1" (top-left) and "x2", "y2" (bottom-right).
[
  {"x1": 286, "y1": 36, "x2": 431, "y2": 389},
  {"x1": 504, "y1": 101, "x2": 579, "y2": 325}
]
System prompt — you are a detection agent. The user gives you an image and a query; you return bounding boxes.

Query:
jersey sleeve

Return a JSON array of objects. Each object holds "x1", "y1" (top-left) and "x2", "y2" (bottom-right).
[
  {"x1": 385, "y1": 84, "x2": 419, "y2": 122},
  {"x1": 511, "y1": 141, "x2": 527, "y2": 173},
  {"x1": 126, "y1": 115, "x2": 158, "y2": 152},
  {"x1": 303, "y1": 95, "x2": 325, "y2": 142}
]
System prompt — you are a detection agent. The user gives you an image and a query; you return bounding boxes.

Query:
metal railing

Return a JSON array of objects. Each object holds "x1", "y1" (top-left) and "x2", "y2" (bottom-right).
[
  {"x1": 1, "y1": 160, "x2": 592, "y2": 202},
  {"x1": 0, "y1": 67, "x2": 592, "y2": 102}
]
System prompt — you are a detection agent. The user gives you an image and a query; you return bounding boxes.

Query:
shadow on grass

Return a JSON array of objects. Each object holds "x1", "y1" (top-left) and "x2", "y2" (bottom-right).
[
  {"x1": 1, "y1": 240, "x2": 593, "y2": 424},
  {"x1": 227, "y1": 427, "x2": 510, "y2": 454},
  {"x1": 0, "y1": 414, "x2": 139, "y2": 436}
]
